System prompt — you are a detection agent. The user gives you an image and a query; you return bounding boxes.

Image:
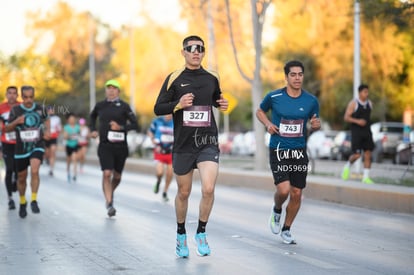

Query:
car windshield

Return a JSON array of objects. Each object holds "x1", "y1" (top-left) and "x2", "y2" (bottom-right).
[{"x1": 380, "y1": 126, "x2": 403, "y2": 133}]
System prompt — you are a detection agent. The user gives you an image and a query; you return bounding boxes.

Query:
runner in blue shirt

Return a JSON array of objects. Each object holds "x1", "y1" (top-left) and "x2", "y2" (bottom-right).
[
  {"x1": 256, "y1": 60, "x2": 321, "y2": 244},
  {"x1": 147, "y1": 114, "x2": 174, "y2": 202}
]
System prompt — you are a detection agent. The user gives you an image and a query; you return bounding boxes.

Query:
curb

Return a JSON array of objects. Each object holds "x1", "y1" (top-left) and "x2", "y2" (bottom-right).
[
  {"x1": 61, "y1": 152, "x2": 414, "y2": 215},
  {"x1": 215, "y1": 167, "x2": 414, "y2": 214}
]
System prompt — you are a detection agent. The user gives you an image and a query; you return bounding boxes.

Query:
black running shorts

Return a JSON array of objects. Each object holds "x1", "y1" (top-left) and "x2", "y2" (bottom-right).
[
  {"x1": 172, "y1": 146, "x2": 219, "y2": 175},
  {"x1": 97, "y1": 143, "x2": 129, "y2": 173},
  {"x1": 45, "y1": 138, "x2": 58, "y2": 148},
  {"x1": 351, "y1": 131, "x2": 375, "y2": 153},
  {"x1": 15, "y1": 150, "x2": 44, "y2": 172},
  {"x1": 65, "y1": 145, "x2": 79, "y2": 157},
  {"x1": 269, "y1": 147, "x2": 309, "y2": 189}
]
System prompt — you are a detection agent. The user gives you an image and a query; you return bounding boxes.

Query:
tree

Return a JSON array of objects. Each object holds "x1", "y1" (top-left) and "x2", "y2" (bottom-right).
[
  {"x1": 179, "y1": 0, "x2": 257, "y2": 125},
  {"x1": 269, "y1": 0, "x2": 413, "y2": 125},
  {"x1": 361, "y1": 0, "x2": 414, "y2": 30},
  {"x1": 269, "y1": 0, "x2": 355, "y2": 127},
  {"x1": 225, "y1": 0, "x2": 272, "y2": 170},
  {"x1": 2, "y1": 0, "x2": 413, "y2": 135},
  {"x1": 24, "y1": 2, "x2": 117, "y2": 118},
  {"x1": 360, "y1": 0, "x2": 414, "y2": 118},
  {"x1": 359, "y1": 19, "x2": 410, "y2": 120},
  {"x1": 111, "y1": 22, "x2": 183, "y2": 126}
]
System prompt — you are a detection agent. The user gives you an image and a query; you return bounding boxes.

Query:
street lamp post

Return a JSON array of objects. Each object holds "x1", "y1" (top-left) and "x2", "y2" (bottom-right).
[
  {"x1": 89, "y1": 13, "x2": 96, "y2": 112},
  {"x1": 354, "y1": 0, "x2": 361, "y2": 99},
  {"x1": 354, "y1": 0, "x2": 362, "y2": 174},
  {"x1": 129, "y1": 25, "x2": 135, "y2": 114}
]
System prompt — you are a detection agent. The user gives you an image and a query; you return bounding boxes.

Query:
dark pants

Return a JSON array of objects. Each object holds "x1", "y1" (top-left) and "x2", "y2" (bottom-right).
[{"x1": 2, "y1": 143, "x2": 17, "y2": 197}]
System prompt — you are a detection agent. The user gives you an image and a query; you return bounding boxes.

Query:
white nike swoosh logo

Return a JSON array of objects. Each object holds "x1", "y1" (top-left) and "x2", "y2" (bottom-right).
[{"x1": 180, "y1": 83, "x2": 190, "y2": 87}]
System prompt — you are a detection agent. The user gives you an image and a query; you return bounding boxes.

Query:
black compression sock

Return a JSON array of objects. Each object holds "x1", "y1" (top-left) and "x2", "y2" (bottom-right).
[
  {"x1": 197, "y1": 220, "x2": 207, "y2": 234},
  {"x1": 177, "y1": 222, "x2": 186, "y2": 234},
  {"x1": 273, "y1": 206, "x2": 282, "y2": 214},
  {"x1": 282, "y1": 225, "x2": 290, "y2": 232}
]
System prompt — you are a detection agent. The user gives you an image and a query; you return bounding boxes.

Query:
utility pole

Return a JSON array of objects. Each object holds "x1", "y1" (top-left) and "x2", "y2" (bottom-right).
[
  {"x1": 205, "y1": 0, "x2": 224, "y2": 132},
  {"x1": 353, "y1": 0, "x2": 361, "y2": 99},
  {"x1": 354, "y1": 0, "x2": 362, "y2": 174},
  {"x1": 89, "y1": 13, "x2": 96, "y2": 112},
  {"x1": 129, "y1": 25, "x2": 136, "y2": 113}
]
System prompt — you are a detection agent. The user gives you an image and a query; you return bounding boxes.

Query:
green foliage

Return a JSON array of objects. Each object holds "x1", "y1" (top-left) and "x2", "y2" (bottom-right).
[
  {"x1": 360, "y1": 0, "x2": 414, "y2": 30},
  {"x1": 1, "y1": 0, "x2": 414, "y2": 131},
  {"x1": 228, "y1": 98, "x2": 253, "y2": 131},
  {"x1": 268, "y1": 0, "x2": 413, "y2": 129}
]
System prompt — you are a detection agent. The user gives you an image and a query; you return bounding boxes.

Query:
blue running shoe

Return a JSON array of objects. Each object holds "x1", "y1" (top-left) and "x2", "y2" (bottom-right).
[
  {"x1": 194, "y1": 232, "x2": 211, "y2": 256},
  {"x1": 176, "y1": 233, "x2": 189, "y2": 258}
]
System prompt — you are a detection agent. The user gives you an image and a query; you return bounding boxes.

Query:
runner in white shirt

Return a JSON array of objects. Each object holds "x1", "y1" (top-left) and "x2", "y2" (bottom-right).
[{"x1": 44, "y1": 106, "x2": 62, "y2": 176}]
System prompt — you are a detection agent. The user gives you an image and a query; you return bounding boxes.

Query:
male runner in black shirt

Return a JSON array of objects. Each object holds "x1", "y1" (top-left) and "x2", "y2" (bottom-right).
[
  {"x1": 341, "y1": 84, "x2": 375, "y2": 184},
  {"x1": 154, "y1": 35, "x2": 228, "y2": 257},
  {"x1": 90, "y1": 79, "x2": 139, "y2": 217},
  {"x1": 5, "y1": 85, "x2": 50, "y2": 218}
]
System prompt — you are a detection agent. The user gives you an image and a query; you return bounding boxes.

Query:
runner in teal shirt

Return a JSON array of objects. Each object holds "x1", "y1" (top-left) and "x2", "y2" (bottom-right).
[
  {"x1": 256, "y1": 60, "x2": 321, "y2": 245},
  {"x1": 63, "y1": 113, "x2": 80, "y2": 182}
]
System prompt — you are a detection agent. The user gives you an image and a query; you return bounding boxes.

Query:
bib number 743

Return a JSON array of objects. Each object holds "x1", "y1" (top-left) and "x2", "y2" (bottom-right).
[{"x1": 279, "y1": 119, "x2": 303, "y2": 137}]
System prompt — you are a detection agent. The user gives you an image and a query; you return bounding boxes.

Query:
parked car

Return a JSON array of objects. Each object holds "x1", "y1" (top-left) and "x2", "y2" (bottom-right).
[
  {"x1": 140, "y1": 134, "x2": 155, "y2": 157},
  {"x1": 231, "y1": 131, "x2": 256, "y2": 156},
  {"x1": 307, "y1": 130, "x2": 338, "y2": 159},
  {"x1": 230, "y1": 132, "x2": 245, "y2": 155},
  {"x1": 126, "y1": 132, "x2": 154, "y2": 157},
  {"x1": 218, "y1": 132, "x2": 238, "y2": 154},
  {"x1": 395, "y1": 130, "x2": 414, "y2": 165},
  {"x1": 229, "y1": 131, "x2": 272, "y2": 156},
  {"x1": 126, "y1": 131, "x2": 141, "y2": 155},
  {"x1": 330, "y1": 131, "x2": 352, "y2": 161},
  {"x1": 371, "y1": 122, "x2": 404, "y2": 163}
]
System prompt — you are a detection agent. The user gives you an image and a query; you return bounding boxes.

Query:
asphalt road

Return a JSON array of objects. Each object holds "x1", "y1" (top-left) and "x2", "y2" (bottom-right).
[{"x1": 1, "y1": 160, "x2": 413, "y2": 275}]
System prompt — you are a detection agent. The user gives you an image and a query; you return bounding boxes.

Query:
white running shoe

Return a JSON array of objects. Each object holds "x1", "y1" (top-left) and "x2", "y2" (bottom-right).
[
  {"x1": 281, "y1": 230, "x2": 296, "y2": 244},
  {"x1": 269, "y1": 208, "x2": 281, "y2": 234}
]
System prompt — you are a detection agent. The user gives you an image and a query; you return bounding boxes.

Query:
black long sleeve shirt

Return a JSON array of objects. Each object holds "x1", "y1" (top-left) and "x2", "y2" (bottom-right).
[
  {"x1": 154, "y1": 67, "x2": 222, "y2": 153},
  {"x1": 90, "y1": 99, "x2": 138, "y2": 145}
]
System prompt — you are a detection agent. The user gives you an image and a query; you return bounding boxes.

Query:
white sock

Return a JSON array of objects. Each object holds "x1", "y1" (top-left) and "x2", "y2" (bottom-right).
[{"x1": 363, "y1": 168, "x2": 370, "y2": 179}]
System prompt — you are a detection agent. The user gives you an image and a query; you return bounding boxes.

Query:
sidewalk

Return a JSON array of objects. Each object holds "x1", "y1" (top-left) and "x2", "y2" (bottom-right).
[{"x1": 63, "y1": 150, "x2": 414, "y2": 215}]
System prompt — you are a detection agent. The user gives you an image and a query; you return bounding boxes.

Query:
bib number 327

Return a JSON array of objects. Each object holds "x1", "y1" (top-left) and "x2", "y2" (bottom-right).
[{"x1": 183, "y1": 106, "x2": 211, "y2": 127}]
